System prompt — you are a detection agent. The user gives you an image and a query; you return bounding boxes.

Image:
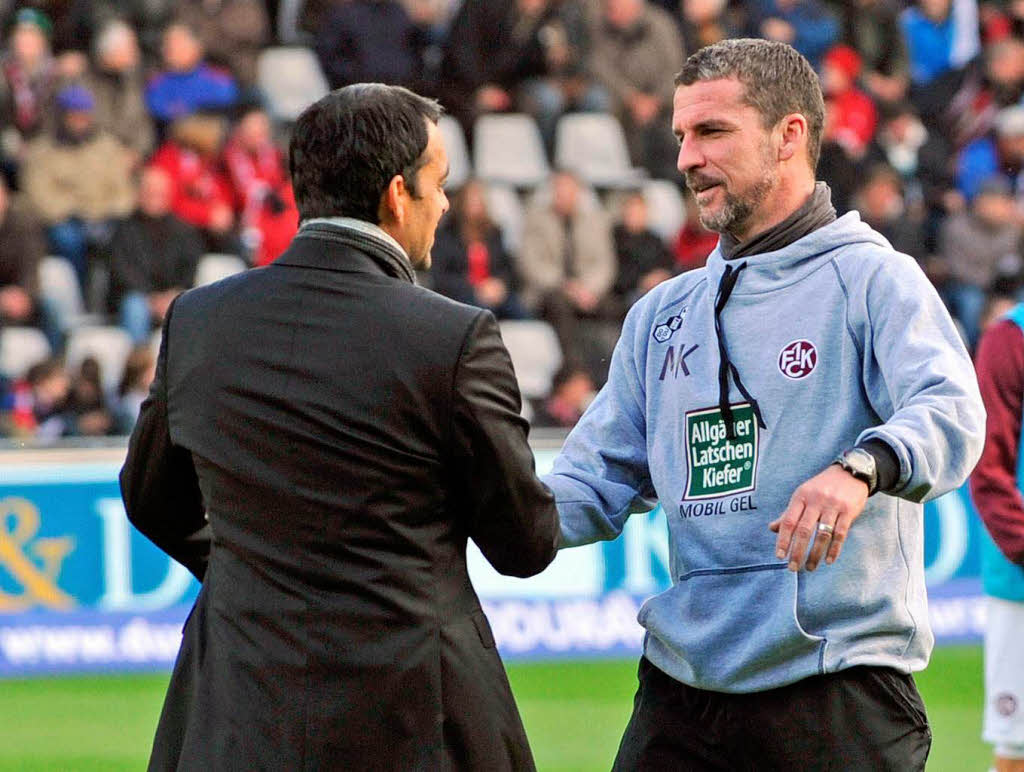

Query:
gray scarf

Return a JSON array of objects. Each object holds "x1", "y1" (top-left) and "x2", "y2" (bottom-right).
[
  {"x1": 719, "y1": 182, "x2": 836, "y2": 260},
  {"x1": 297, "y1": 216, "x2": 417, "y2": 285}
]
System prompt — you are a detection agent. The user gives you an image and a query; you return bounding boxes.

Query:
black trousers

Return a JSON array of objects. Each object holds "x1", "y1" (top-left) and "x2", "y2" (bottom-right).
[{"x1": 612, "y1": 657, "x2": 932, "y2": 771}]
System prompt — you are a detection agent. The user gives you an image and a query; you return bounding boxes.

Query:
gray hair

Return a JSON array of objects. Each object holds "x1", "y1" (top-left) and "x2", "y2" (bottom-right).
[
  {"x1": 675, "y1": 38, "x2": 825, "y2": 169},
  {"x1": 94, "y1": 19, "x2": 136, "y2": 60}
]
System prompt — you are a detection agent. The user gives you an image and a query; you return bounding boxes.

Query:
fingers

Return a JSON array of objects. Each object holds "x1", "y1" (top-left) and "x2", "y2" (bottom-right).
[
  {"x1": 772, "y1": 493, "x2": 805, "y2": 560},
  {"x1": 825, "y1": 511, "x2": 853, "y2": 566},
  {"x1": 784, "y1": 502, "x2": 822, "y2": 572},
  {"x1": 804, "y1": 510, "x2": 838, "y2": 572}
]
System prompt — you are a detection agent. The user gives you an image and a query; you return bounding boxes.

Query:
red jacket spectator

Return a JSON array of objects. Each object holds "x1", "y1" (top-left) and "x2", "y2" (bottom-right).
[
  {"x1": 149, "y1": 114, "x2": 234, "y2": 234},
  {"x1": 222, "y1": 107, "x2": 297, "y2": 265},
  {"x1": 822, "y1": 45, "x2": 878, "y2": 158}
]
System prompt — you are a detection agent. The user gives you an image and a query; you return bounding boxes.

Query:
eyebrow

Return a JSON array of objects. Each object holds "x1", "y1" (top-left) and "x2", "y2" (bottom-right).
[{"x1": 674, "y1": 119, "x2": 735, "y2": 139}]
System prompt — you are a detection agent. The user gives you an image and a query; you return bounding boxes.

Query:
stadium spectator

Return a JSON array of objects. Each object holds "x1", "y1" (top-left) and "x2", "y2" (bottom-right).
[
  {"x1": 175, "y1": 0, "x2": 270, "y2": 89},
  {"x1": 816, "y1": 100, "x2": 862, "y2": 213},
  {"x1": 81, "y1": 19, "x2": 155, "y2": 164},
  {"x1": 15, "y1": 357, "x2": 71, "y2": 441},
  {"x1": 611, "y1": 190, "x2": 674, "y2": 312},
  {"x1": 315, "y1": 0, "x2": 424, "y2": 92},
  {"x1": 901, "y1": 0, "x2": 982, "y2": 120},
  {"x1": 938, "y1": 175, "x2": 1023, "y2": 348},
  {"x1": 835, "y1": 0, "x2": 909, "y2": 107},
  {"x1": 970, "y1": 302, "x2": 1024, "y2": 772},
  {"x1": 745, "y1": 0, "x2": 839, "y2": 71},
  {"x1": 149, "y1": 112, "x2": 239, "y2": 253},
  {"x1": 222, "y1": 104, "x2": 298, "y2": 265},
  {"x1": 441, "y1": 0, "x2": 603, "y2": 143},
  {"x1": 672, "y1": 188, "x2": 718, "y2": 271},
  {"x1": 589, "y1": 0, "x2": 684, "y2": 180},
  {"x1": 518, "y1": 170, "x2": 616, "y2": 372},
  {"x1": 543, "y1": 38, "x2": 984, "y2": 769},
  {"x1": 0, "y1": 8, "x2": 57, "y2": 169},
  {"x1": 114, "y1": 344, "x2": 155, "y2": 434},
  {"x1": 517, "y1": 0, "x2": 611, "y2": 152},
  {"x1": 109, "y1": 166, "x2": 203, "y2": 344},
  {"x1": 530, "y1": 363, "x2": 595, "y2": 428},
  {"x1": 678, "y1": 0, "x2": 738, "y2": 56},
  {"x1": 64, "y1": 355, "x2": 114, "y2": 437},
  {"x1": 852, "y1": 163, "x2": 928, "y2": 262},
  {"x1": 144, "y1": 22, "x2": 239, "y2": 128},
  {"x1": 20, "y1": 83, "x2": 135, "y2": 290},
  {"x1": 0, "y1": 175, "x2": 58, "y2": 347},
  {"x1": 821, "y1": 44, "x2": 878, "y2": 159},
  {"x1": 984, "y1": 35, "x2": 1024, "y2": 109},
  {"x1": 429, "y1": 178, "x2": 528, "y2": 318},
  {"x1": 957, "y1": 104, "x2": 1024, "y2": 204}
]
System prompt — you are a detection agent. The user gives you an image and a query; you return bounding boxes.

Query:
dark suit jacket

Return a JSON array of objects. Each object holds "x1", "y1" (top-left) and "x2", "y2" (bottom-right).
[{"x1": 120, "y1": 224, "x2": 560, "y2": 771}]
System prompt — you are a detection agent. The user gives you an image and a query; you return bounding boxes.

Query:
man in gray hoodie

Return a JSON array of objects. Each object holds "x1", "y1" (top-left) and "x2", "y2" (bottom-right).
[{"x1": 543, "y1": 38, "x2": 985, "y2": 770}]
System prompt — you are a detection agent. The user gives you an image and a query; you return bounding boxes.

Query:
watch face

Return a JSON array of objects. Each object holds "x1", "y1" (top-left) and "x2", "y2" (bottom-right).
[{"x1": 845, "y1": 449, "x2": 875, "y2": 476}]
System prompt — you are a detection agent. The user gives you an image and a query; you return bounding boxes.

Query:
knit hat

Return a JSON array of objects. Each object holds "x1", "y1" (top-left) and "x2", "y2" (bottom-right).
[
  {"x1": 56, "y1": 84, "x2": 95, "y2": 113},
  {"x1": 823, "y1": 45, "x2": 862, "y2": 81},
  {"x1": 13, "y1": 8, "x2": 52, "y2": 38}
]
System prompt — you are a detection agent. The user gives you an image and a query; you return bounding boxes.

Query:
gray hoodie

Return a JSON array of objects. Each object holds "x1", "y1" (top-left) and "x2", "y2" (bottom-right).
[{"x1": 543, "y1": 211, "x2": 985, "y2": 693}]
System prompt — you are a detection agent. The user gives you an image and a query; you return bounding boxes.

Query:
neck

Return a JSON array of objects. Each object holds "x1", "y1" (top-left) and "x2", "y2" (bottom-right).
[{"x1": 728, "y1": 175, "x2": 815, "y2": 243}]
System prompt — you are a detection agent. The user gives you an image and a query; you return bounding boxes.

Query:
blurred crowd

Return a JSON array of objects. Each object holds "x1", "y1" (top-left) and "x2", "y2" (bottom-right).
[{"x1": 0, "y1": 0, "x2": 1023, "y2": 440}]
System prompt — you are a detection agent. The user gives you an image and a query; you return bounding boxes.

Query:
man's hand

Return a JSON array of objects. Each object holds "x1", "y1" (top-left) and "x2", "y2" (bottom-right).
[{"x1": 769, "y1": 464, "x2": 869, "y2": 572}]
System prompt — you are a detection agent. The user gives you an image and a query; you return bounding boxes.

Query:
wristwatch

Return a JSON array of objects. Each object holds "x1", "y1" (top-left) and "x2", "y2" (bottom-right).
[{"x1": 833, "y1": 447, "x2": 878, "y2": 495}]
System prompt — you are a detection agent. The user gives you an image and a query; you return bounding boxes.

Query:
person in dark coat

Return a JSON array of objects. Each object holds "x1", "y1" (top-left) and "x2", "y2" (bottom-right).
[
  {"x1": 430, "y1": 178, "x2": 527, "y2": 318},
  {"x1": 120, "y1": 83, "x2": 560, "y2": 771},
  {"x1": 108, "y1": 166, "x2": 204, "y2": 344}
]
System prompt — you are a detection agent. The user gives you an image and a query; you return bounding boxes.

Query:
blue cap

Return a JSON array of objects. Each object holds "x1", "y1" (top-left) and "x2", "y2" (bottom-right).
[{"x1": 56, "y1": 84, "x2": 95, "y2": 113}]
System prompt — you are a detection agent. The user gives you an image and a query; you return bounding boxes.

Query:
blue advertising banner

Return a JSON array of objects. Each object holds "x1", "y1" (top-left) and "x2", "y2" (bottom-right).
[{"x1": 0, "y1": 449, "x2": 991, "y2": 676}]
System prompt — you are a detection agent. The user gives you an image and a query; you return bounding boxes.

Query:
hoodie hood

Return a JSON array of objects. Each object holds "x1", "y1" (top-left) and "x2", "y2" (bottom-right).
[{"x1": 705, "y1": 211, "x2": 893, "y2": 295}]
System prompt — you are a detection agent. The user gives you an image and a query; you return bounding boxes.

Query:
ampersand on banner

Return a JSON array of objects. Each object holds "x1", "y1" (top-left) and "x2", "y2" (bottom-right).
[{"x1": 0, "y1": 497, "x2": 76, "y2": 612}]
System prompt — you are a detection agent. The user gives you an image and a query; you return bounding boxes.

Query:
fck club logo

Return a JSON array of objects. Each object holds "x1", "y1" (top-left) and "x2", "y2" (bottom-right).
[{"x1": 778, "y1": 339, "x2": 817, "y2": 380}]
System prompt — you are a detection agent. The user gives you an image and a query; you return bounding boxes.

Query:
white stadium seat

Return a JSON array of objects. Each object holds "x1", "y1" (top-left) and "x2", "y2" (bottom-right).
[
  {"x1": 484, "y1": 184, "x2": 524, "y2": 256},
  {"x1": 0, "y1": 326, "x2": 52, "y2": 380},
  {"x1": 38, "y1": 255, "x2": 86, "y2": 330},
  {"x1": 499, "y1": 320, "x2": 563, "y2": 400},
  {"x1": 438, "y1": 115, "x2": 471, "y2": 191},
  {"x1": 257, "y1": 46, "x2": 329, "y2": 123},
  {"x1": 194, "y1": 254, "x2": 248, "y2": 287},
  {"x1": 554, "y1": 112, "x2": 647, "y2": 189},
  {"x1": 642, "y1": 179, "x2": 687, "y2": 244},
  {"x1": 473, "y1": 113, "x2": 550, "y2": 189},
  {"x1": 64, "y1": 325, "x2": 134, "y2": 393}
]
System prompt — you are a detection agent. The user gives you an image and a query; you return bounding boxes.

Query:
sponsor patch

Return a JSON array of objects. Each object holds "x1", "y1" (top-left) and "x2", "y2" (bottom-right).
[
  {"x1": 684, "y1": 404, "x2": 759, "y2": 500},
  {"x1": 778, "y1": 339, "x2": 817, "y2": 379},
  {"x1": 653, "y1": 308, "x2": 687, "y2": 343}
]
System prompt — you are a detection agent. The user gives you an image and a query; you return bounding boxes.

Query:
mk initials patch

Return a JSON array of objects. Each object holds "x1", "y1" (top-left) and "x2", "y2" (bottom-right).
[{"x1": 684, "y1": 404, "x2": 759, "y2": 500}]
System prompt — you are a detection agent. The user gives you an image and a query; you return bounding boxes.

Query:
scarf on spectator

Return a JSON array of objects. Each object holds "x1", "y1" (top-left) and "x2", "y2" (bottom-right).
[
  {"x1": 2, "y1": 56, "x2": 53, "y2": 133},
  {"x1": 299, "y1": 216, "x2": 416, "y2": 285}
]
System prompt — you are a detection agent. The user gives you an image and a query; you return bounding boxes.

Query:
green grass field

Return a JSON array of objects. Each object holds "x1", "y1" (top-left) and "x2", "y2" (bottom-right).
[{"x1": 0, "y1": 646, "x2": 991, "y2": 771}]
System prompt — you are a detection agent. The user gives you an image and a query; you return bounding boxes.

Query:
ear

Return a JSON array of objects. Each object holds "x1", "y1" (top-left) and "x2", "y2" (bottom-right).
[
  {"x1": 777, "y1": 113, "x2": 808, "y2": 163},
  {"x1": 378, "y1": 174, "x2": 408, "y2": 226}
]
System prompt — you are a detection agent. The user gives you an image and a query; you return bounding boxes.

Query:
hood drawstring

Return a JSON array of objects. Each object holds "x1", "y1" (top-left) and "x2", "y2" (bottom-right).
[{"x1": 714, "y1": 262, "x2": 767, "y2": 439}]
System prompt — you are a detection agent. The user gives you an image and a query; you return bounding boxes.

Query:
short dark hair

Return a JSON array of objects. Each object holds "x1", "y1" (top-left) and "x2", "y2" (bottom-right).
[
  {"x1": 675, "y1": 39, "x2": 825, "y2": 169},
  {"x1": 289, "y1": 84, "x2": 443, "y2": 223}
]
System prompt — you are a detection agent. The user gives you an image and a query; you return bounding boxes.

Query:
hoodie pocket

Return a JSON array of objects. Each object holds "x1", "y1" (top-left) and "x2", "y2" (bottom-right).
[{"x1": 640, "y1": 564, "x2": 826, "y2": 691}]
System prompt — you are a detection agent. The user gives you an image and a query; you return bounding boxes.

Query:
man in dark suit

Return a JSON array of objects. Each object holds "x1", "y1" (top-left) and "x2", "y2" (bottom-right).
[{"x1": 120, "y1": 83, "x2": 559, "y2": 771}]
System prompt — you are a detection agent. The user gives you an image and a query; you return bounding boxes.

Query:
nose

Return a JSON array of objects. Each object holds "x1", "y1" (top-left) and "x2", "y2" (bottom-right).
[
  {"x1": 676, "y1": 135, "x2": 704, "y2": 175},
  {"x1": 441, "y1": 190, "x2": 450, "y2": 215}
]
